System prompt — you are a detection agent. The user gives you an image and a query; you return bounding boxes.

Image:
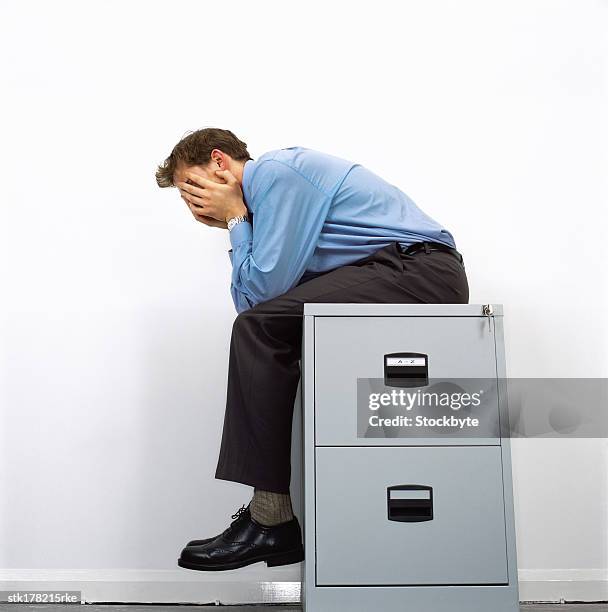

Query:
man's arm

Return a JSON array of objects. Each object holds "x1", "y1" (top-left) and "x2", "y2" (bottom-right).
[
  {"x1": 228, "y1": 160, "x2": 331, "y2": 313},
  {"x1": 227, "y1": 248, "x2": 255, "y2": 313}
]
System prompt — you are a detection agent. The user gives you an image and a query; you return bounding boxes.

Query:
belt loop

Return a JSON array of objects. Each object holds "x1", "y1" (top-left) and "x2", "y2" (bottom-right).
[{"x1": 423, "y1": 241, "x2": 431, "y2": 254}]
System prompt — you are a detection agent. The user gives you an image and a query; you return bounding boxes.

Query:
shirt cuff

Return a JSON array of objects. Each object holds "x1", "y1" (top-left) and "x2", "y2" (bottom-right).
[{"x1": 229, "y1": 220, "x2": 252, "y2": 249}]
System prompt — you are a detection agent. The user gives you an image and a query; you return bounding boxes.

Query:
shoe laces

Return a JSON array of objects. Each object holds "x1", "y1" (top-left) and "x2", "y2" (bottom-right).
[
  {"x1": 231, "y1": 503, "x2": 248, "y2": 521},
  {"x1": 219, "y1": 503, "x2": 249, "y2": 539}
]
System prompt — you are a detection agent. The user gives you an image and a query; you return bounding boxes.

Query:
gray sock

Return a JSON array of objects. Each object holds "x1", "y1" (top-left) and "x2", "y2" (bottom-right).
[{"x1": 250, "y1": 488, "x2": 294, "y2": 526}]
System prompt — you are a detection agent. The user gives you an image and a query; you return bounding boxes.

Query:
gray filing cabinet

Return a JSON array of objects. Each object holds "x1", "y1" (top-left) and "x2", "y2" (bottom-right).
[{"x1": 301, "y1": 304, "x2": 519, "y2": 612}]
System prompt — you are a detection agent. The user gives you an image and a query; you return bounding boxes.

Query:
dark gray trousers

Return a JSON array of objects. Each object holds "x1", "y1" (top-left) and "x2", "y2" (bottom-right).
[{"x1": 214, "y1": 242, "x2": 469, "y2": 493}]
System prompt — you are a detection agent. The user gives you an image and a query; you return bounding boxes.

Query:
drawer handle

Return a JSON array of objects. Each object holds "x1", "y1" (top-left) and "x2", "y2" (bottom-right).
[
  {"x1": 384, "y1": 352, "x2": 428, "y2": 388},
  {"x1": 387, "y1": 484, "x2": 433, "y2": 522}
]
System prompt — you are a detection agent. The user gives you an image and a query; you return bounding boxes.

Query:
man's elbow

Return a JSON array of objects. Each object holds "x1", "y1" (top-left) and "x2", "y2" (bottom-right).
[
  {"x1": 239, "y1": 276, "x2": 294, "y2": 308},
  {"x1": 231, "y1": 284, "x2": 255, "y2": 314}
]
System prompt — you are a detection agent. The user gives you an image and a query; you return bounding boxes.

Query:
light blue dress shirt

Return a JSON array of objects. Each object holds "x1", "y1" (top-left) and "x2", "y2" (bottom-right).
[{"x1": 228, "y1": 147, "x2": 456, "y2": 313}]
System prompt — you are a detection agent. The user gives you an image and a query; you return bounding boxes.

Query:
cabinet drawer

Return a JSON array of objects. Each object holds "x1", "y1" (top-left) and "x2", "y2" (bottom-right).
[
  {"x1": 314, "y1": 316, "x2": 500, "y2": 446},
  {"x1": 315, "y1": 446, "x2": 508, "y2": 586}
]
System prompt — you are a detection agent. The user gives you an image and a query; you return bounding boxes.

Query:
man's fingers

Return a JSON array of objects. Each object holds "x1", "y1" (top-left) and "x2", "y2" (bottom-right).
[
  {"x1": 193, "y1": 212, "x2": 226, "y2": 228},
  {"x1": 181, "y1": 190, "x2": 209, "y2": 207},
  {"x1": 214, "y1": 169, "x2": 237, "y2": 184},
  {"x1": 195, "y1": 215, "x2": 214, "y2": 227},
  {"x1": 177, "y1": 182, "x2": 214, "y2": 202},
  {"x1": 177, "y1": 181, "x2": 206, "y2": 198},
  {"x1": 189, "y1": 204, "x2": 209, "y2": 222},
  {"x1": 184, "y1": 171, "x2": 217, "y2": 190},
  {"x1": 189, "y1": 200, "x2": 225, "y2": 222},
  {"x1": 187, "y1": 201, "x2": 206, "y2": 215}
]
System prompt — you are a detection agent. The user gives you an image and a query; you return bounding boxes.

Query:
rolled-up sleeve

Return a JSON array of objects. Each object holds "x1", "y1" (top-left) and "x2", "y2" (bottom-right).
[{"x1": 228, "y1": 160, "x2": 331, "y2": 313}]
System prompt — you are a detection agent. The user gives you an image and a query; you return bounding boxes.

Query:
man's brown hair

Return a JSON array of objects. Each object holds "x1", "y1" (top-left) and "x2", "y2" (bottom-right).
[{"x1": 155, "y1": 128, "x2": 252, "y2": 188}]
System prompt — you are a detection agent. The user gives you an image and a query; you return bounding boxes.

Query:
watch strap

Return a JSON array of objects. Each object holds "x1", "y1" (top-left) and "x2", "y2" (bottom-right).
[{"x1": 227, "y1": 214, "x2": 249, "y2": 231}]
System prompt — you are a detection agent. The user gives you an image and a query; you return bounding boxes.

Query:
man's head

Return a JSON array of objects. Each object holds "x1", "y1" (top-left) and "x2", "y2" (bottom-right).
[{"x1": 155, "y1": 128, "x2": 252, "y2": 190}]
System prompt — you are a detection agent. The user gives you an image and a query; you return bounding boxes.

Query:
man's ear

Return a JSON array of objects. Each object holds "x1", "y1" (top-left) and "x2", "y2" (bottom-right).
[{"x1": 210, "y1": 149, "x2": 227, "y2": 169}]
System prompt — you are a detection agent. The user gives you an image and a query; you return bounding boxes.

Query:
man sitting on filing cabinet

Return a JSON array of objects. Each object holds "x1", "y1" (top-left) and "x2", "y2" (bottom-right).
[{"x1": 155, "y1": 128, "x2": 469, "y2": 571}]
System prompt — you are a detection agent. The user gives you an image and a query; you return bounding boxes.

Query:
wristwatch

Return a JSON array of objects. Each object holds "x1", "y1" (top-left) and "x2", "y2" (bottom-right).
[{"x1": 227, "y1": 214, "x2": 249, "y2": 231}]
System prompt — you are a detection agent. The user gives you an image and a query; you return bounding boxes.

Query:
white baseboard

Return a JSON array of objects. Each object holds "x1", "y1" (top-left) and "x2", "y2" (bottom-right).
[
  {"x1": 1, "y1": 568, "x2": 606, "y2": 605},
  {"x1": 518, "y1": 569, "x2": 608, "y2": 603},
  {"x1": 0, "y1": 568, "x2": 302, "y2": 605}
]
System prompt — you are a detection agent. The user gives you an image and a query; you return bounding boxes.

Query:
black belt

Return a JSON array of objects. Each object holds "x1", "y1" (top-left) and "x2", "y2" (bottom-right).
[{"x1": 401, "y1": 241, "x2": 464, "y2": 264}]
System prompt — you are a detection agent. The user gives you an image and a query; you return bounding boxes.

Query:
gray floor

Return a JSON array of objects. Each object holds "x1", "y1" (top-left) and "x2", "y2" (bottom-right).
[{"x1": 1, "y1": 605, "x2": 607, "y2": 611}]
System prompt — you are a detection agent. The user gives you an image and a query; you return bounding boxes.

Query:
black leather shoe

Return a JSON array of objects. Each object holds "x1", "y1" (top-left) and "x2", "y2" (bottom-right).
[
  {"x1": 185, "y1": 503, "x2": 252, "y2": 547},
  {"x1": 178, "y1": 504, "x2": 304, "y2": 571}
]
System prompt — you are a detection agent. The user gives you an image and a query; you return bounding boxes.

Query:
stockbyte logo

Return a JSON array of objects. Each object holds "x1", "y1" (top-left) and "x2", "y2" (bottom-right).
[{"x1": 368, "y1": 388, "x2": 483, "y2": 411}]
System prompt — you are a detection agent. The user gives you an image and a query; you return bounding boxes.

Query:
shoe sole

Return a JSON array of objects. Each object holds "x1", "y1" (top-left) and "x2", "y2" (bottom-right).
[{"x1": 177, "y1": 547, "x2": 304, "y2": 571}]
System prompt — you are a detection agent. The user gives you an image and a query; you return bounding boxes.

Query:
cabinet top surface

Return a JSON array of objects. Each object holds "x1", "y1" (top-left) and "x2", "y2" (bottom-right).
[{"x1": 303, "y1": 303, "x2": 503, "y2": 317}]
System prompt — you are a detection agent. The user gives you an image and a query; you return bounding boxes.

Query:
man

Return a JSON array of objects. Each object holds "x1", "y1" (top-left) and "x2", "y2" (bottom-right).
[{"x1": 155, "y1": 128, "x2": 469, "y2": 571}]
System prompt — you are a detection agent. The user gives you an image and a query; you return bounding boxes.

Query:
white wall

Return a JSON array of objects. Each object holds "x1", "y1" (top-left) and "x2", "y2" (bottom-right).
[{"x1": 1, "y1": 0, "x2": 606, "y2": 604}]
